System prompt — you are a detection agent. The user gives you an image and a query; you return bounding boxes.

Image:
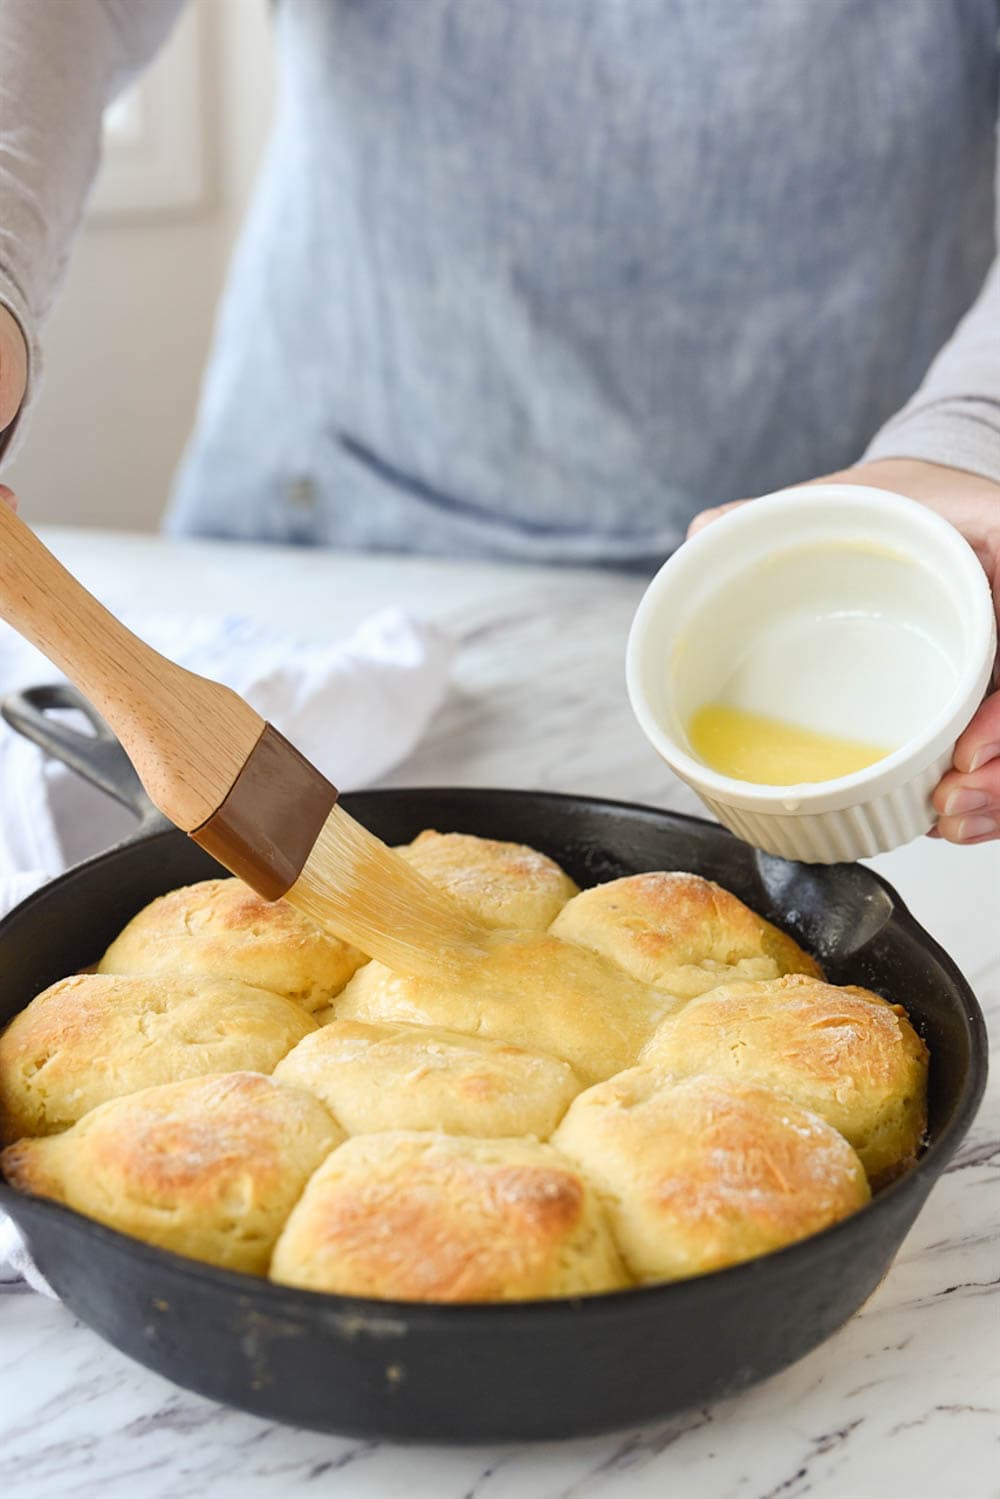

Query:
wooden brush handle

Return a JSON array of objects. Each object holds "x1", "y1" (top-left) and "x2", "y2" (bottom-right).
[{"x1": 0, "y1": 504, "x2": 265, "y2": 829}]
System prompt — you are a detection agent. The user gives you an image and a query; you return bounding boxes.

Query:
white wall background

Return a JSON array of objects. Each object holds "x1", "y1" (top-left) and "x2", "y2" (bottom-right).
[{"x1": 5, "y1": 0, "x2": 275, "y2": 531}]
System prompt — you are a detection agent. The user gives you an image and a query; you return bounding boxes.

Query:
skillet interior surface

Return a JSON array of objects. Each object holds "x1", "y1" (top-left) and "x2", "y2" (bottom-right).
[{"x1": 0, "y1": 787, "x2": 987, "y2": 1441}]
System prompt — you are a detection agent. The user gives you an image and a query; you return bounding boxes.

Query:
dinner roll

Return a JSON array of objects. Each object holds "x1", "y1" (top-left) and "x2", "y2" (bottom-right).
[
  {"x1": 553, "y1": 1069, "x2": 869, "y2": 1282},
  {"x1": 336, "y1": 927, "x2": 674, "y2": 1084},
  {"x1": 270, "y1": 1131, "x2": 628, "y2": 1300},
  {"x1": 640, "y1": 973, "x2": 929, "y2": 1182},
  {"x1": 98, "y1": 878, "x2": 366, "y2": 1011},
  {"x1": 399, "y1": 830, "x2": 578, "y2": 929},
  {"x1": 0, "y1": 1072, "x2": 343, "y2": 1273},
  {"x1": 0, "y1": 974, "x2": 317, "y2": 1143},
  {"x1": 273, "y1": 1018, "x2": 582, "y2": 1138},
  {"x1": 549, "y1": 871, "x2": 821, "y2": 1001}
]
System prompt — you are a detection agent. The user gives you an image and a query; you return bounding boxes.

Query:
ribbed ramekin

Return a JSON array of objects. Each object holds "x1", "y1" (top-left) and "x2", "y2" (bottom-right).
[{"x1": 626, "y1": 485, "x2": 996, "y2": 864}]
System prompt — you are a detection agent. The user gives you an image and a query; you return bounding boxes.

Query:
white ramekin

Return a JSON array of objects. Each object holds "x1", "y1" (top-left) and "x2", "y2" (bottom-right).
[{"x1": 626, "y1": 485, "x2": 997, "y2": 863}]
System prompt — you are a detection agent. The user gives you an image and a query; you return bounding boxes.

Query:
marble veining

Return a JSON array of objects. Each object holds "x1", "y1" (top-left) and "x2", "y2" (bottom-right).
[{"x1": 1, "y1": 530, "x2": 997, "y2": 1499}]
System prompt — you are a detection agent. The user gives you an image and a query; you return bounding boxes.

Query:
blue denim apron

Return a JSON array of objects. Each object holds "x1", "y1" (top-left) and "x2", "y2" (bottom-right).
[{"x1": 167, "y1": 0, "x2": 998, "y2": 564}]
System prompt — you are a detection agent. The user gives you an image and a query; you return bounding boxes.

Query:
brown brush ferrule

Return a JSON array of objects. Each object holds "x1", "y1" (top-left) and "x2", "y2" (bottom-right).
[{"x1": 189, "y1": 723, "x2": 338, "y2": 900}]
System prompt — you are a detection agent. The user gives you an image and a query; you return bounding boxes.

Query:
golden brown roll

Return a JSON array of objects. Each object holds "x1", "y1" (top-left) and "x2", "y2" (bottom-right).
[
  {"x1": 399, "y1": 830, "x2": 578, "y2": 930},
  {"x1": 270, "y1": 1131, "x2": 628, "y2": 1300},
  {"x1": 1, "y1": 1072, "x2": 343, "y2": 1273},
  {"x1": 549, "y1": 870, "x2": 821, "y2": 1000},
  {"x1": 552, "y1": 1069, "x2": 869, "y2": 1282},
  {"x1": 98, "y1": 878, "x2": 366, "y2": 1011},
  {"x1": 336, "y1": 927, "x2": 674, "y2": 1084},
  {"x1": 0, "y1": 973, "x2": 318, "y2": 1143},
  {"x1": 640, "y1": 973, "x2": 928, "y2": 1182},
  {"x1": 273, "y1": 1018, "x2": 582, "y2": 1138}
]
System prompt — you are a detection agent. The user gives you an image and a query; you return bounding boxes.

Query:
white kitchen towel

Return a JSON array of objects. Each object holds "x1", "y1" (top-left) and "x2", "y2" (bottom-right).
[{"x1": 0, "y1": 604, "x2": 454, "y2": 1294}]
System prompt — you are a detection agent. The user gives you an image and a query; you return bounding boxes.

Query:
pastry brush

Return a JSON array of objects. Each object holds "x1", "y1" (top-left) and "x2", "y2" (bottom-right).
[{"x1": 0, "y1": 502, "x2": 486, "y2": 975}]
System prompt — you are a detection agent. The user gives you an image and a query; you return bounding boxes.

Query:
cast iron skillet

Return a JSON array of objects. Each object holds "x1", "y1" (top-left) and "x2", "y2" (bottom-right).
[{"x1": 0, "y1": 686, "x2": 988, "y2": 1443}]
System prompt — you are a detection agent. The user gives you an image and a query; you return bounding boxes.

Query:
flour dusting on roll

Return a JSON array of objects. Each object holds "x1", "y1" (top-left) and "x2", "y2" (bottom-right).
[
  {"x1": 270, "y1": 1131, "x2": 628, "y2": 1301},
  {"x1": 549, "y1": 870, "x2": 821, "y2": 1000},
  {"x1": 0, "y1": 1072, "x2": 343, "y2": 1273},
  {"x1": 640, "y1": 973, "x2": 928, "y2": 1182},
  {"x1": 0, "y1": 973, "x2": 318, "y2": 1143},
  {"x1": 98, "y1": 878, "x2": 366, "y2": 1011},
  {"x1": 553, "y1": 1069, "x2": 870, "y2": 1282},
  {"x1": 274, "y1": 1018, "x2": 582, "y2": 1139}
]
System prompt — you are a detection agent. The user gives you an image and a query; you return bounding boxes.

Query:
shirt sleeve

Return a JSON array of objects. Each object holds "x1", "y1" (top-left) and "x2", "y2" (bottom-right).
[
  {"x1": 0, "y1": 0, "x2": 187, "y2": 460},
  {"x1": 862, "y1": 253, "x2": 1000, "y2": 485}
]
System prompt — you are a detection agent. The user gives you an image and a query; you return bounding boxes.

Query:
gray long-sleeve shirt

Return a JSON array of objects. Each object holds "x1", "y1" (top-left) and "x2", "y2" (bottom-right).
[{"x1": 2, "y1": 0, "x2": 999, "y2": 563}]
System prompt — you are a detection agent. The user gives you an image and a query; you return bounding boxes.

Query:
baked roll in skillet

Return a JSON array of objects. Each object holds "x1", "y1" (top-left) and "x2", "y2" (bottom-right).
[
  {"x1": 640, "y1": 973, "x2": 929, "y2": 1182},
  {"x1": 336, "y1": 927, "x2": 675, "y2": 1085},
  {"x1": 398, "y1": 829, "x2": 579, "y2": 930},
  {"x1": 549, "y1": 870, "x2": 821, "y2": 1000},
  {"x1": 270, "y1": 1131, "x2": 628, "y2": 1301},
  {"x1": 552, "y1": 1069, "x2": 870, "y2": 1282},
  {"x1": 0, "y1": 973, "x2": 317, "y2": 1143},
  {"x1": 1, "y1": 1071, "x2": 343, "y2": 1274},
  {"x1": 273, "y1": 1018, "x2": 582, "y2": 1139},
  {"x1": 98, "y1": 878, "x2": 365, "y2": 1012}
]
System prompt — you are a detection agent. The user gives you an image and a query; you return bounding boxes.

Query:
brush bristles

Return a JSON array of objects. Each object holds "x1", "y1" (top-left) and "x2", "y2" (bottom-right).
[{"x1": 286, "y1": 805, "x2": 488, "y2": 976}]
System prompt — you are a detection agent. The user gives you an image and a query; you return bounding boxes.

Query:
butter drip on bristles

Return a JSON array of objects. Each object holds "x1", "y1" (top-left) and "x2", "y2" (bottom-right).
[{"x1": 286, "y1": 804, "x2": 489, "y2": 975}]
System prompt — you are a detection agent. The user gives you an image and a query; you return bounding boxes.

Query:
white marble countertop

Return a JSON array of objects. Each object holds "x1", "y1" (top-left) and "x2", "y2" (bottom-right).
[{"x1": 1, "y1": 527, "x2": 997, "y2": 1499}]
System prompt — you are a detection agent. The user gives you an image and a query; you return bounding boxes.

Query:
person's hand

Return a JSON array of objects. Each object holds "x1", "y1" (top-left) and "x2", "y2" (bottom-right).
[
  {"x1": 0, "y1": 304, "x2": 27, "y2": 434},
  {"x1": 688, "y1": 457, "x2": 1000, "y2": 846}
]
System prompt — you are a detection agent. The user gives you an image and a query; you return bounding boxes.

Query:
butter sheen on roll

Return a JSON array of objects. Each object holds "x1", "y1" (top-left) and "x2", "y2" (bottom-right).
[
  {"x1": 336, "y1": 927, "x2": 674, "y2": 1085},
  {"x1": 399, "y1": 829, "x2": 579, "y2": 930}
]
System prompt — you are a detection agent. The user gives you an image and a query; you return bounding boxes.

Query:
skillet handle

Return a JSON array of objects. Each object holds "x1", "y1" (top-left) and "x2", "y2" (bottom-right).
[{"x1": 1, "y1": 683, "x2": 165, "y2": 831}]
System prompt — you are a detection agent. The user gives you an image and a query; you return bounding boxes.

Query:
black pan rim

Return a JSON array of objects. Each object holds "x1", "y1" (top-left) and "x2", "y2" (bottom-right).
[{"x1": 0, "y1": 786, "x2": 988, "y2": 1321}]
